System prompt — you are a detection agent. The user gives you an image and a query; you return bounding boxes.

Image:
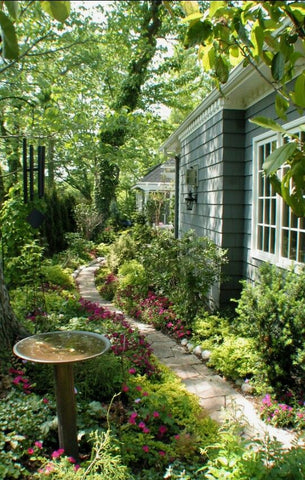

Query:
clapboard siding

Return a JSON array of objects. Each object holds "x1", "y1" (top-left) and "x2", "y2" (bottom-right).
[{"x1": 179, "y1": 109, "x2": 246, "y2": 305}]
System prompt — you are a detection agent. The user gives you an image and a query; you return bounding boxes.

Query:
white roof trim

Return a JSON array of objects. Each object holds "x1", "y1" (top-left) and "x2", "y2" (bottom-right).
[{"x1": 161, "y1": 62, "x2": 274, "y2": 154}]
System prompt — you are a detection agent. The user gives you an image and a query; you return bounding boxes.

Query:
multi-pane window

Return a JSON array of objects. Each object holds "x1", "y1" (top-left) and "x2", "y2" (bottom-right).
[{"x1": 253, "y1": 120, "x2": 305, "y2": 267}]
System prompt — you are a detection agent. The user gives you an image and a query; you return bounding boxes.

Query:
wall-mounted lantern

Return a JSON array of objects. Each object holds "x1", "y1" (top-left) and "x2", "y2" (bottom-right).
[
  {"x1": 185, "y1": 165, "x2": 198, "y2": 211},
  {"x1": 185, "y1": 190, "x2": 197, "y2": 210}
]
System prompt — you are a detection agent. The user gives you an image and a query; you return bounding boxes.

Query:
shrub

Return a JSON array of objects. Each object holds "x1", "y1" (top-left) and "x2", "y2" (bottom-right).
[
  {"x1": 139, "y1": 230, "x2": 227, "y2": 325},
  {"x1": 208, "y1": 336, "x2": 262, "y2": 381},
  {"x1": 41, "y1": 264, "x2": 74, "y2": 289},
  {"x1": 106, "y1": 232, "x2": 137, "y2": 272},
  {"x1": 191, "y1": 311, "x2": 231, "y2": 345},
  {"x1": 234, "y1": 263, "x2": 305, "y2": 394},
  {"x1": 117, "y1": 260, "x2": 148, "y2": 296},
  {"x1": 96, "y1": 267, "x2": 119, "y2": 300}
]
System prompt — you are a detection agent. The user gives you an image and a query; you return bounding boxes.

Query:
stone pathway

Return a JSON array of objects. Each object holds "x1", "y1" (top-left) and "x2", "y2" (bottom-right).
[{"x1": 75, "y1": 259, "x2": 296, "y2": 448}]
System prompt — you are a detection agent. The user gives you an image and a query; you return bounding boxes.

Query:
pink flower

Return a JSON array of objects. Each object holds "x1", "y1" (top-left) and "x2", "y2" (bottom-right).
[
  {"x1": 138, "y1": 421, "x2": 146, "y2": 429},
  {"x1": 74, "y1": 464, "x2": 80, "y2": 471},
  {"x1": 51, "y1": 448, "x2": 64, "y2": 458},
  {"x1": 42, "y1": 398, "x2": 49, "y2": 404},
  {"x1": 68, "y1": 456, "x2": 76, "y2": 463},
  {"x1": 142, "y1": 445, "x2": 149, "y2": 453},
  {"x1": 136, "y1": 385, "x2": 142, "y2": 391},
  {"x1": 174, "y1": 434, "x2": 180, "y2": 440},
  {"x1": 142, "y1": 391, "x2": 148, "y2": 397},
  {"x1": 143, "y1": 426, "x2": 150, "y2": 433},
  {"x1": 35, "y1": 441, "x2": 43, "y2": 449},
  {"x1": 159, "y1": 450, "x2": 166, "y2": 456},
  {"x1": 153, "y1": 411, "x2": 159, "y2": 418},
  {"x1": 122, "y1": 384, "x2": 129, "y2": 392},
  {"x1": 159, "y1": 425, "x2": 167, "y2": 435},
  {"x1": 27, "y1": 448, "x2": 34, "y2": 455},
  {"x1": 128, "y1": 368, "x2": 136, "y2": 374},
  {"x1": 128, "y1": 412, "x2": 138, "y2": 424}
]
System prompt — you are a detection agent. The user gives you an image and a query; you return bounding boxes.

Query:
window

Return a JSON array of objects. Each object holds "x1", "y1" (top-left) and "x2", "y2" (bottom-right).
[{"x1": 252, "y1": 118, "x2": 305, "y2": 267}]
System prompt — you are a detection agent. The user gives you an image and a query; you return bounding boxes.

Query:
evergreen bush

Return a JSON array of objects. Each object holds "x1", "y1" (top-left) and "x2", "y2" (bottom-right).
[{"x1": 234, "y1": 264, "x2": 305, "y2": 394}]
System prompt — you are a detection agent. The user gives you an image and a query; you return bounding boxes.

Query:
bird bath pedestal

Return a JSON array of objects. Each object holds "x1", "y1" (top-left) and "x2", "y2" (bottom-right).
[{"x1": 13, "y1": 330, "x2": 110, "y2": 462}]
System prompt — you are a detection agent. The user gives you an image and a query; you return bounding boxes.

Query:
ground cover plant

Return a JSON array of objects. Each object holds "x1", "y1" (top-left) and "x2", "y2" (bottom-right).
[
  {"x1": 1, "y1": 251, "x2": 221, "y2": 479},
  {"x1": 96, "y1": 226, "x2": 305, "y2": 435}
]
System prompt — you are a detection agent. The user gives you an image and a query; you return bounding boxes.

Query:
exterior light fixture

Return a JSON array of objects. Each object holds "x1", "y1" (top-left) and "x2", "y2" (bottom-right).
[{"x1": 185, "y1": 190, "x2": 197, "y2": 211}]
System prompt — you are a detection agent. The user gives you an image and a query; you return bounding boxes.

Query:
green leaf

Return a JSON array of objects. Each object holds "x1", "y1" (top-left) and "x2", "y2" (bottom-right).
[
  {"x1": 249, "y1": 116, "x2": 287, "y2": 133},
  {"x1": 271, "y1": 52, "x2": 285, "y2": 82},
  {"x1": 4, "y1": 1, "x2": 19, "y2": 20},
  {"x1": 233, "y1": 16, "x2": 253, "y2": 48},
  {"x1": 40, "y1": 1, "x2": 70, "y2": 22},
  {"x1": 292, "y1": 73, "x2": 305, "y2": 108},
  {"x1": 0, "y1": 11, "x2": 19, "y2": 59},
  {"x1": 184, "y1": 20, "x2": 212, "y2": 48},
  {"x1": 251, "y1": 25, "x2": 264, "y2": 57},
  {"x1": 209, "y1": 1, "x2": 227, "y2": 17},
  {"x1": 181, "y1": 12, "x2": 203, "y2": 23},
  {"x1": 215, "y1": 55, "x2": 229, "y2": 83},
  {"x1": 275, "y1": 94, "x2": 289, "y2": 120},
  {"x1": 263, "y1": 142, "x2": 297, "y2": 175},
  {"x1": 181, "y1": 1, "x2": 200, "y2": 17}
]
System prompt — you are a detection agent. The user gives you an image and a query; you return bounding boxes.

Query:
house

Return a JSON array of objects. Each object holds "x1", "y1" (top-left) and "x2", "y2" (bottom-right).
[
  {"x1": 161, "y1": 62, "x2": 305, "y2": 307},
  {"x1": 132, "y1": 158, "x2": 175, "y2": 226}
]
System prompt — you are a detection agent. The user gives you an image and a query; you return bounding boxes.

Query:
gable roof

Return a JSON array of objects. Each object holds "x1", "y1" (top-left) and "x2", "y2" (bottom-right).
[{"x1": 132, "y1": 158, "x2": 175, "y2": 192}]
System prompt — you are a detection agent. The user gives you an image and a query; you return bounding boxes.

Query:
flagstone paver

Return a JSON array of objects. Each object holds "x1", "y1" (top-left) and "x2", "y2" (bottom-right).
[{"x1": 76, "y1": 259, "x2": 296, "y2": 448}]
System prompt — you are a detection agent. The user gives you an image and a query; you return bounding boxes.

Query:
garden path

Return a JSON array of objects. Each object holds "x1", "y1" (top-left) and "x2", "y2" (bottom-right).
[{"x1": 75, "y1": 259, "x2": 296, "y2": 448}]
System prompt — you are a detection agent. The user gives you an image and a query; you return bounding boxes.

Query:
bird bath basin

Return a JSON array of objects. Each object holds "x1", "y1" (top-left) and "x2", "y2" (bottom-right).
[{"x1": 13, "y1": 330, "x2": 110, "y2": 461}]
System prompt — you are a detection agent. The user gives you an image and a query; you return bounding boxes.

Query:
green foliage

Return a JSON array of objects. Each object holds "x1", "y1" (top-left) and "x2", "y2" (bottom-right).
[
  {"x1": 74, "y1": 202, "x2": 103, "y2": 241},
  {"x1": 53, "y1": 232, "x2": 94, "y2": 268},
  {"x1": 209, "y1": 336, "x2": 262, "y2": 381},
  {"x1": 0, "y1": 389, "x2": 57, "y2": 478},
  {"x1": 0, "y1": 187, "x2": 37, "y2": 259},
  {"x1": 4, "y1": 239, "x2": 45, "y2": 288},
  {"x1": 106, "y1": 232, "x2": 137, "y2": 272},
  {"x1": 192, "y1": 311, "x2": 230, "y2": 345},
  {"x1": 96, "y1": 267, "x2": 118, "y2": 300},
  {"x1": 202, "y1": 416, "x2": 305, "y2": 480},
  {"x1": 234, "y1": 264, "x2": 305, "y2": 394},
  {"x1": 139, "y1": 230, "x2": 227, "y2": 325},
  {"x1": 40, "y1": 263, "x2": 74, "y2": 289},
  {"x1": 74, "y1": 354, "x2": 124, "y2": 401},
  {"x1": 117, "y1": 260, "x2": 148, "y2": 294},
  {"x1": 119, "y1": 372, "x2": 218, "y2": 473}
]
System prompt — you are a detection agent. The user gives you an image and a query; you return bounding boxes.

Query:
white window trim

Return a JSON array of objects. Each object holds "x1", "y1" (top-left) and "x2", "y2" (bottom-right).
[{"x1": 251, "y1": 116, "x2": 305, "y2": 269}]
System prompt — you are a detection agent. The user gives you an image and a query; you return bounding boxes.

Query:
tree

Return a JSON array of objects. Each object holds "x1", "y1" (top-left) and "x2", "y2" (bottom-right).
[
  {"x1": 0, "y1": 0, "x2": 71, "y2": 354},
  {"x1": 181, "y1": 0, "x2": 305, "y2": 216}
]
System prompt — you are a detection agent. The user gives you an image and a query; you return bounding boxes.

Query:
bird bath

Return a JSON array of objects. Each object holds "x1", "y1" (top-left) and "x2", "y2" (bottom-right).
[{"x1": 13, "y1": 330, "x2": 110, "y2": 461}]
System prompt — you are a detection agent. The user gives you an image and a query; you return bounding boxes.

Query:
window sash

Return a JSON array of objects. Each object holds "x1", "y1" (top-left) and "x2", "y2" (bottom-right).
[{"x1": 252, "y1": 118, "x2": 305, "y2": 267}]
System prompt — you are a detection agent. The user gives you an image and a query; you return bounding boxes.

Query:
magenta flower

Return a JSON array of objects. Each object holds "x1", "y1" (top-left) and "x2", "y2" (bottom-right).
[
  {"x1": 42, "y1": 397, "x2": 49, "y2": 404},
  {"x1": 142, "y1": 445, "x2": 149, "y2": 453},
  {"x1": 129, "y1": 368, "x2": 136, "y2": 374},
  {"x1": 128, "y1": 412, "x2": 138, "y2": 424},
  {"x1": 159, "y1": 425, "x2": 167, "y2": 435},
  {"x1": 122, "y1": 384, "x2": 129, "y2": 392},
  {"x1": 159, "y1": 450, "x2": 166, "y2": 456},
  {"x1": 34, "y1": 441, "x2": 43, "y2": 449},
  {"x1": 27, "y1": 448, "x2": 34, "y2": 455},
  {"x1": 51, "y1": 448, "x2": 64, "y2": 458},
  {"x1": 153, "y1": 411, "x2": 159, "y2": 418}
]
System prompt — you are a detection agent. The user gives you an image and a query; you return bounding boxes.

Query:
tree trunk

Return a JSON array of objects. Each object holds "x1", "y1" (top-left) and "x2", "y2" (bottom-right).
[
  {"x1": 0, "y1": 264, "x2": 27, "y2": 355},
  {"x1": 94, "y1": 0, "x2": 163, "y2": 219}
]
